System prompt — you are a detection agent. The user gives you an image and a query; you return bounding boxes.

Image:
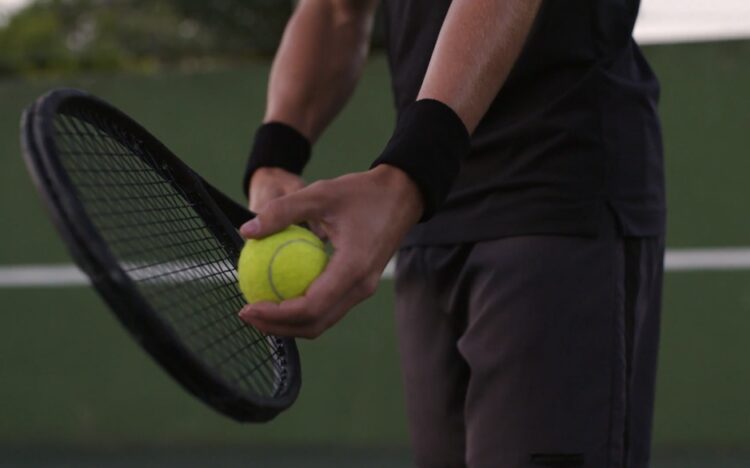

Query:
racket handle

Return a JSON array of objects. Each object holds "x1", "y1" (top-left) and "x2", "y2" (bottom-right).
[{"x1": 199, "y1": 176, "x2": 255, "y2": 228}]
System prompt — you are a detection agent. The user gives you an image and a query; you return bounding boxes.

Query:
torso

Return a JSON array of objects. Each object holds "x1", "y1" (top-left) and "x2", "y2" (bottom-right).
[{"x1": 382, "y1": 0, "x2": 665, "y2": 245}]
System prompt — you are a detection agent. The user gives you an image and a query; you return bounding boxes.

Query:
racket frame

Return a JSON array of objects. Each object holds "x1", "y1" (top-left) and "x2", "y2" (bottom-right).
[{"x1": 20, "y1": 89, "x2": 301, "y2": 422}]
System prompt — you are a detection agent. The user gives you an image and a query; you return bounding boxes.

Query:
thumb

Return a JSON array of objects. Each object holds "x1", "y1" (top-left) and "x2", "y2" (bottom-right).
[{"x1": 240, "y1": 187, "x2": 321, "y2": 239}]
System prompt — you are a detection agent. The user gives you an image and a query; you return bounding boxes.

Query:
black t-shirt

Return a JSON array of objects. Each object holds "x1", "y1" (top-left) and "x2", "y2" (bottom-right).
[{"x1": 382, "y1": 0, "x2": 666, "y2": 245}]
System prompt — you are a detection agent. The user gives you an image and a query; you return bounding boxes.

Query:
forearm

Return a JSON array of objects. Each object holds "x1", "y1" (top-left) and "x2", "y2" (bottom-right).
[
  {"x1": 418, "y1": 0, "x2": 542, "y2": 133},
  {"x1": 265, "y1": 0, "x2": 378, "y2": 141}
]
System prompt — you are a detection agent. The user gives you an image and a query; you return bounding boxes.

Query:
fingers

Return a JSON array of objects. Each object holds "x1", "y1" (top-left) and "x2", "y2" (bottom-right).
[
  {"x1": 238, "y1": 302, "x2": 311, "y2": 338},
  {"x1": 239, "y1": 283, "x2": 370, "y2": 339},
  {"x1": 240, "y1": 184, "x2": 324, "y2": 239},
  {"x1": 248, "y1": 184, "x2": 285, "y2": 213},
  {"x1": 246, "y1": 168, "x2": 307, "y2": 230},
  {"x1": 236, "y1": 168, "x2": 416, "y2": 339},
  {"x1": 238, "y1": 250, "x2": 380, "y2": 338},
  {"x1": 307, "y1": 220, "x2": 328, "y2": 241}
]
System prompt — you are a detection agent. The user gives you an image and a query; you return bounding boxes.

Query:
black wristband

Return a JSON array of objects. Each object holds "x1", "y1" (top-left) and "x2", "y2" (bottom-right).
[
  {"x1": 371, "y1": 99, "x2": 470, "y2": 221},
  {"x1": 242, "y1": 122, "x2": 311, "y2": 196}
]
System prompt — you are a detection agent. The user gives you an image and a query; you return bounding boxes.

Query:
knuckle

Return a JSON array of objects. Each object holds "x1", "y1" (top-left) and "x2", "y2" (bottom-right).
[
  {"x1": 296, "y1": 308, "x2": 317, "y2": 323},
  {"x1": 306, "y1": 180, "x2": 332, "y2": 205},
  {"x1": 304, "y1": 181, "x2": 323, "y2": 198},
  {"x1": 262, "y1": 200, "x2": 294, "y2": 229},
  {"x1": 306, "y1": 180, "x2": 324, "y2": 192},
  {"x1": 261, "y1": 198, "x2": 283, "y2": 219},
  {"x1": 364, "y1": 276, "x2": 379, "y2": 296},
  {"x1": 301, "y1": 326, "x2": 323, "y2": 340},
  {"x1": 355, "y1": 275, "x2": 378, "y2": 298},
  {"x1": 310, "y1": 326, "x2": 324, "y2": 339}
]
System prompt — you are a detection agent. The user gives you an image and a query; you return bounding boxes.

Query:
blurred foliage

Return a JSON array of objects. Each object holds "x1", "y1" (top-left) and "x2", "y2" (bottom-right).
[{"x1": 0, "y1": 0, "x2": 295, "y2": 77}]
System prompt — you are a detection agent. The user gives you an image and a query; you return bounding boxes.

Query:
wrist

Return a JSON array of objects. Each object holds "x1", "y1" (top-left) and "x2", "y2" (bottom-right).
[
  {"x1": 369, "y1": 164, "x2": 424, "y2": 222},
  {"x1": 370, "y1": 99, "x2": 470, "y2": 222},
  {"x1": 242, "y1": 122, "x2": 311, "y2": 197},
  {"x1": 250, "y1": 166, "x2": 291, "y2": 185},
  {"x1": 247, "y1": 167, "x2": 288, "y2": 196}
]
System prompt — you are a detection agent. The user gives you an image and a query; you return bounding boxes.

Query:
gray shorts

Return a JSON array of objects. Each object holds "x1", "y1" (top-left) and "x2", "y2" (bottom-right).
[{"x1": 394, "y1": 218, "x2": 664, "y2": 468}]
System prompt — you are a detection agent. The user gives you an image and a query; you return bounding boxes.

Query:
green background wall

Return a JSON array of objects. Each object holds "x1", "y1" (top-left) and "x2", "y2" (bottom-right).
[{"x1": 1, "y1": 40, "x2": 749, "y2": 457}]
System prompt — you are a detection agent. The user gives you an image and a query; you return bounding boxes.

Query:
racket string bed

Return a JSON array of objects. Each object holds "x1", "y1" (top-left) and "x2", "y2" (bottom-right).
[{"x1": 52, "y1": 107, "x2": 287, "y2": 398}]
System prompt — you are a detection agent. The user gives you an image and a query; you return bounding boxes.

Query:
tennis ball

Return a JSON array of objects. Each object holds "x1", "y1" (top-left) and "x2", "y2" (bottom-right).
[{"x1": 237, "y1": 224, "x2": 328, "y2": 304}]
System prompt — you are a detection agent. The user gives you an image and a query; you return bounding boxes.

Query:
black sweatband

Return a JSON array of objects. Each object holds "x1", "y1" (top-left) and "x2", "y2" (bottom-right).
[
  {"x1": 242, "y1": 122, "x2": 311, "y2": 196},
  {"x1": 371, "y1": 99, "x2": 470, "y2": 221}
]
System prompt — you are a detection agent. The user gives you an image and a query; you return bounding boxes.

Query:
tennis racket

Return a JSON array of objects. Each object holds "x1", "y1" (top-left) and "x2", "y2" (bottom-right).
[{"x1": 20, "y1": 88, "x2": 301, "y2": 422}]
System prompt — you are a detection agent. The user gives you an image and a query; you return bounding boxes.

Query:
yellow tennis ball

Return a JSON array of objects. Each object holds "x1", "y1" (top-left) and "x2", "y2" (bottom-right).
[{"x1": 237, "y1": 225, "x2": 328, "y2": 304}]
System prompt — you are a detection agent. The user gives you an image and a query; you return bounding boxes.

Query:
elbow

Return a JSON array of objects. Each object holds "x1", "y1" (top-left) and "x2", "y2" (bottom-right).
[{"x1": 329, "y1": 0, "x2": 378, "y2": 38}]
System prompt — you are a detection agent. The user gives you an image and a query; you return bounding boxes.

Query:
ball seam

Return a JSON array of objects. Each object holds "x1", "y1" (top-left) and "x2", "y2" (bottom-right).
[{"x1": 267, "y1": 238, "x2": 326, "y2": 301}]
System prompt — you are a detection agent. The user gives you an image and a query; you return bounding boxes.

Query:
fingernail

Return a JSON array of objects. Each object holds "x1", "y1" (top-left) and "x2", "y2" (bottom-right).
[
  {"x1": 240, "y1": 219, "x2": 260, "y2": 236},
  {"x1": 238, "y1": 305, "x2": 254, "y2": 319}
]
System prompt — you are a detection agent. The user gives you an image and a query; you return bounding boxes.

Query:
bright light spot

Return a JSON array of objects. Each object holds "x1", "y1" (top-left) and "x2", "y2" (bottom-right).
[{"x1": 0, "y1": 0, "x2": 33, "y2": 26}]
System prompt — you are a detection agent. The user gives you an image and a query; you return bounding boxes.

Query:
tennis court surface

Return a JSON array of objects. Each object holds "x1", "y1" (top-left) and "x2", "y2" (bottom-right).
[{"x1": 1, "y1": 448, "x2": 750, "y2": 468}]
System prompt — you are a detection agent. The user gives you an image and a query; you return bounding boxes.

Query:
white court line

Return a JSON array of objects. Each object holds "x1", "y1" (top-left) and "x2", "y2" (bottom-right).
[
  {"x1": 2, "y1": 248, "x2": 750, "y2": 288},
  {"x1": 0, "y1": 264, "x2": 86, "y2": 287},
  {"x1": 635, "y1": 0, "x2": 750, "y2": 44},
  {"x1": 633, "y1": 0, "x2": 750, "y2": 44},
  {"x1": 663, "y1": 248, "x2": 750, "y2": 271}
]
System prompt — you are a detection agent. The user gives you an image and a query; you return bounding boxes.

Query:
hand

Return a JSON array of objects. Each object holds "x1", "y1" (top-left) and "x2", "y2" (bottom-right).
[
  {"x1": 248, "y1": 167, "x2": 305, "y2": 213},
  {"x1": 238, "y1": 164, "x2": 424, "y2": 339}
]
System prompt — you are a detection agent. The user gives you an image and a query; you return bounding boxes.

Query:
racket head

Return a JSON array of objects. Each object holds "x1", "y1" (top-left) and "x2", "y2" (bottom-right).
[{"x1": 20, "y1": 88, "x2": 301, "y2": 422}]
